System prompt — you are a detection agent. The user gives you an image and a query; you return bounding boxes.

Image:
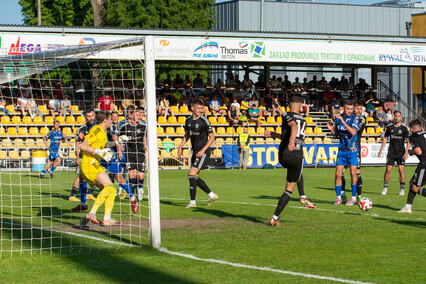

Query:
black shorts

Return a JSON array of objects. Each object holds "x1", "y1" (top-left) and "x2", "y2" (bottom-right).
[
  {"x1": 386, "y1": 152, "x2": 405, "y2": 166},
  {"x1": 412, "y1": 167, "x2": 426, "y2": 187},
  {"x1": 126, "y1": 153, "x2": 146, "y2": 172},
  {"x1": 191, "y1": 150, "x2": 211, "y2": 170},
  {"x1": 279, "y1": 149, "x2": 303, "y2": 183}
]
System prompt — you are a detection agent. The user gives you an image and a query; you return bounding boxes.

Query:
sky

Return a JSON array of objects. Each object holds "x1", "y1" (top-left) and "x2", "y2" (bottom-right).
[{"x1": 0, "y1": 0, "x2": 404, "y2": 25}]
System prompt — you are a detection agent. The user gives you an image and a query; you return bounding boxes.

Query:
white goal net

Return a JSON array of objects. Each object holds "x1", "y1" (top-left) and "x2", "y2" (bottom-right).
[{"x1": 0, "y1": 36, "x2": 160, "y2": 258}]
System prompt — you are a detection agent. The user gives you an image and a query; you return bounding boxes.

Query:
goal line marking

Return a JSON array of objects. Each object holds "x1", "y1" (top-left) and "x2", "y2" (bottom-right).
[{"x1": 158, "y1": 247, "x2": 373, "y2": 284}]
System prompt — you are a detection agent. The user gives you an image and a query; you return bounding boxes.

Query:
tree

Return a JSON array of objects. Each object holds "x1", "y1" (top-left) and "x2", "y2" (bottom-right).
[{"x1": 90, "y1": 0, "x2": 107, "y2": 27}]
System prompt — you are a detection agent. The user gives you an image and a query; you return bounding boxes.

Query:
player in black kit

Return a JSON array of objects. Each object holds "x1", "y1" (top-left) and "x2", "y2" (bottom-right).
[
  {"x1": 177, "y1": 99, "x2": 219, "y2": 208},
  {"x1": 118, "y1": 105, "x2": 147, "y2": 201},
  {"x1": 269, "y1": 96, "x2": 306, "y2": 227},
  {"x1": 399, "y1": 119, "x2": 426, "y2": 213},
  {"x1": 378, "y1": 111, "x2": 410, "y2": 196}
]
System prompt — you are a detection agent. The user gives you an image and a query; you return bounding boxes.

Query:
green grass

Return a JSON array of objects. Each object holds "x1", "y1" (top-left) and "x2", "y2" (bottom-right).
[{"x1": 1, "y1": 167, "x2": 426, "y2": 283}]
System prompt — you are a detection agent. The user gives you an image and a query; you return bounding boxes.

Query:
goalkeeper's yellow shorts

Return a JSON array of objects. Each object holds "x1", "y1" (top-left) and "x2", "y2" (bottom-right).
[{"x1": 80, "y1": 158, "x2": 105, "y2": 185}]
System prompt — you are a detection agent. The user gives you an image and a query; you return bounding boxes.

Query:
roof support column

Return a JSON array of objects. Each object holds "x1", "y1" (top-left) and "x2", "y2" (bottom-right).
[
  {"x1": 264, "y1": 63, "x2": 271, "y2": 85},
  {"x1": 371, "y1": 66, "x2": 378, "y2": 90},
  {"x1": 422, "y1": 67, "x2": 425, "y2": 120}
]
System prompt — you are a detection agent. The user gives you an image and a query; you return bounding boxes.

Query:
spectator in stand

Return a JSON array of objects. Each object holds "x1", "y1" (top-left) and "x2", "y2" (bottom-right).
[
  {"x1": 242, "y1": 74, "x2": 254, "y2": 96},
  {"x1": 331, "y1": 96, "x2": 343, "y2": 120},
  {"x1": 376, "y1": 106, "x2": 389, "y2": 127},
  {"x1": 302, "y1": 78, "x2": 309, "y2": 93},
  {"x1": 308, "y1": 75, "x2": 320, "y2": 109},
  {"x1": 173, "y1": 74, "x2": 184, "y2": 88},
  {"x1": 193, "y1": 73, "x2": 204, "y2": 88},
  {"x1": 98, "y1": 92, "x2": 115, "y2": 111},
  {"x1": 225, "y1": 74, "x2": 237, "y2": 100},
  {"x1": 356, "y1": 78, "x2": 369, "y2": 91},
  {"x1": 329, "y1": 77, "x2": 338, "y2": 89},
  {"x1": 74, "y1": 78, "x2": 88, "y2": 105},
  {"x1": 48, "y1": 94, "x2": 61, "y2": 119},
  {"x1": 240, "y1": 95, "x2": 250, "y2": 111},
  {"x1": 254, "y1": 76, "x2": 265, "y2": 98},
  {"x1": 214, "y1": 78, "x2": 226, "y2": 100},
  {"x1": 53, "y1": 82, "x2": 63, "y2": 100},
  {"x1": 384, "y1": 95, "x2": 398, "y2": 113},
  {"x1": 339, "y1": 76, "x2": 348, "y2": 89},
  {"x1": 270, "y1": 75, "x2": 280, "y2": 90},
  {"x1": 239, "y1": 110, "x2": 249, "y2": 127},
  {"x1": 172, "y1": 91, "x2": 185, "y2": 108},
  {"x1": 291, "y1": 77, "x2": 303, "y2": 94},
  {"x1": 386, "y1": 108, "x2": 394, "y2": 123},
  {"x1": 0, "y1": 92, "x2": 10, "y2": 116},
  {"x1": 21, "y1": 82, "x2": 31, "y2": 98},
  {"x1": 28, "y1": 97, "x2": 43, "y2": 118},
  {"x1": 365, "y1": 93, "x2": 380, "y2": 117},
  {"x1": 248, "y1": 104, "x2": 262, "y2": 128},
  {"x1": 248, "y1": 94, "x2": 259, "y2": 108},
  {"x1": 135, "y1": 85, "x2": 144, "y2": 100},
  {"x1": 59, "y1": 94, "x2": 73, "y2": 119},
  {"x1": 155, "y1": 74, "x2": 162, "y2": 88},
  {"x1": 340, "y1": 86, "x2": 351, "y2": 101},
  {"x1": 159, "y1": 96, "x2": 174, "y2": 119},
  {"x1": 121, "y1": 93, "x2": 133, "y2": 117},
  {"x1": 209, "y1": 95, "x2": 225, "y2": 119},
  {"x1": 230, "y1": 97, "x2": 240, "y2": 112},
  {"x1": 319, "y1": 77, "x2": 328, "y2": 90},
  {"x1": 282, "y1": 75, "x2": 292, "y2": 91},
  {"x1": 322, "y1": 87, "x2": 334, "y2": 112},
  {"x1": 271, "y1": 97, "x2": 282, "y2": 118},
  {"x1": 228, "y1": 104, "x2": 239, "y2": 128},
  {"x1": 203, "y1": 78, "x2": 214, "y2": 98}
]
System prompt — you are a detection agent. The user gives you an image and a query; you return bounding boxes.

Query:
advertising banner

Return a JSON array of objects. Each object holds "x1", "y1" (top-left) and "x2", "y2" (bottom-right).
[
  {"x1": 0, "y1": 32, "x2": 425, "y2": 66},
  {"x1": 221, "y1": 143, "x2": 418, "y2": 168}
]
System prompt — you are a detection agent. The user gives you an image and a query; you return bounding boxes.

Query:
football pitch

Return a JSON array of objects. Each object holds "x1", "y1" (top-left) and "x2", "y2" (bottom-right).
[{"x1": 1, "y1": 166, "x2": 426, "y2": 283}]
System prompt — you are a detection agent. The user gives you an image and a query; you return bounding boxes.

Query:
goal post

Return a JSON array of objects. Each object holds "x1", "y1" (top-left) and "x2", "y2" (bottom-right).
[{"x1": 0, "y1": 35, "x2": 161, "y2": 257}]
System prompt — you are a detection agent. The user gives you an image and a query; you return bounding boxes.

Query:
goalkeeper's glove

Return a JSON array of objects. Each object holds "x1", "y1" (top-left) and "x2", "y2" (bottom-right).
[
  {"x1": 94, "y1": 148, "x2": 113, "y2": 162},
  {"x1": 118, "y1": 135, "x2": 130, "y2": 144}
]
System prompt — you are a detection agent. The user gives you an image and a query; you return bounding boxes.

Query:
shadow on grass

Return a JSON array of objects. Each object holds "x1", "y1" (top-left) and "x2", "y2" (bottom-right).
[
  {"x1": 373, "y1": 217, "x2": 426, "y2": 228},
  {"x1": 1, "y1": 217, "x2": 195, "y2": 283}
]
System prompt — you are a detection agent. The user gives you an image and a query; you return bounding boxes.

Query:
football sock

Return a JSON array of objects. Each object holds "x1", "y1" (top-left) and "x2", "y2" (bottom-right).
[
  {"x1": 122, "y1": 180, "x2": 134, "y2": 198},
  {"x1": 383, "y1": 180, "x2": 389, "y2": 189},
  {"x1": 341, "y1": 173, "x2": 346, "y2": 191},
  {"x1": 335, "y1": 185, "x2": 342, "y2": 198},
  {"x1": 104, "y1": 185, "x2": 116, "y2": 216},
  {"x1": 70, "y1": 186, "x2": 78, "y2": 197},
  {"x1": 208, "y1": 192, "x2": 216, "y2": 198},
  {"x1": 189, "y1": 175, "x2": 197, "y2": 200},
  {"x1": 41, "y1": 169, "x2": 46, "y2": 175},
  {"x1": 139, "y1": 178, "x2": 144, "y2": 190},
  {"x1": 419, "y1": 187, "x2": 426, "y2": 197},
  {"x1": 297, "y1": 175, "x2": 305, "y2": 197},
  {"x1": 196, "y1": 177, "x2": 212, "y2": 194},
  {"x1": 351, "y1": 184, "x2": 357, "y2": 198},
  {"x1": 50, "y1": 166, "x2": 56, "y2": 173},
  {"x1": 357, "y1": 173, "x2": 362, "y2": 196},
  {"x1": 274, "y1": 190, "x2": 292, "y2": 217},
  {"x1": 79, "y1": 181, "x2": 87, "y2": 204},
  {"x1": 400, "y1": 183, "x2": 406, "y2": 191},
  {"x1": 272, "y1": 215, "x2": 279, "y2": 221},
  {"x1": 91, "y1": 187, "x2": 110, "y2": 214},
  {"x1": 406, "y1": 187, "x2": 416, "y2": 205},
  {"x1": 130, "y1": 178, "x2": 138, "y2": 192}
]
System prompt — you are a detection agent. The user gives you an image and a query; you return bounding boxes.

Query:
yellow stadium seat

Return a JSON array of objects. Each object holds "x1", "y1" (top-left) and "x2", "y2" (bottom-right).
[
  {"x1": 218, "y1": 117, "x2": 227, "y2": 124},
  {"x1": 45, "y1": 116, "x2": 54, "y2": 124},
  {"x1": 366, "y1": 127, "x2": 375, "y2": 135},
  {"x1": 166, "y1": 127, "x2": 176, "y2": 135},
  {"x1": 226, "y1": 127, "x2": 236, "y2": 135},
  {"x1": 209, "y1": 117, "x2": 218, "y2": 124},
  {"x1": 11, "y1": 116, "x2": 22, "y2": 124},
  {"x1": 0, "y1": 150, "x2": 6, "y2": 160},
  {"x1": 265, "y1": 138, "x2": 275, "y2": 144},
  {"x1": 375, "y1": 127, "x2": 384, "y2": 135},
  {"x1": 21, "y1": 150, "x2": 31, "y2": 160},
  {"x1": 2, "y1": 138, "x2": 12, "y2": 148},
  {"x1": 305, "y1": 137, "x2": 313, "y2": 143},
  {"x1": 18, "y1": 127, "x2": 28, "y2": 136},
  {"x1": 163, "y1": 138, "x2": 173, "y2": 144},
  {"x1": 236, "y1": 127, "x2": 244, "y2": 134},
  {"x1": 40, "y1": 127, "x2": 49, "y2": 136},
  {"x1": 14, "y1": 138, "x2": 25, "y2": 148},
  {"x1": 77, "y1": 116, "x2": 85, "y2": 124},
  {"x1": 168, "y1": 116, "x2": 177, "y2": 124},
  {"x1": 63, "y1": 127, "x2": 72, "y2": 136},
  {"x1": 212, "y1": 149, "x2": 222, "y2": 158},
  {"x1": 29, "y1": 127, "x2": 39, "y2": 136},
  {"x1": 157, "y1": 127, "x2": 165, "y2": 135},
  {"x1": 247, "y1": 127, "x2": 255, "y2": 134},
  {"x1": 216, "y1": 127, "x2": 226, "y2": 135},
  {"x1": 176, "y1": 127, "x2": 185, "y2": 135},
  {"x1": 66, "y1": 116, "x2": 76, "y2": 124},
  {"x1": 174, "y1": 138, "x2": 183, "y2": 146},
  {"x1": 368, "y1": 137, "x2": 376, "y2": 143},
  {"x1": 22, "y1": 116, "x2": 33, "y2": 124},
  {"x1": 9, "y1": 150, "x2": 20, "y2": 160},
  {"x1": 36, "y1": 139, "x2": 45, "y2": 147},
  {"x1": 314, "y1": 127, "x2": 323, "y2": 135},
  {"x1": 225, "y1": 138, "x2": 234, "y2": 145},
  {"x1": 266, "y1": 116, "x2": 276, "y2": 124},
  {"x1": 266, "y1": 126, "x2": 274, "y2": 132},
  {"x1": 257, "y1": 127, "x2": 265, "y2": 135},
  {"x1": 314, "y1": 137, "x2": 322, "y2": 143},
  {"x1": 33, "y1": 116, "x2": 43, "y2": 124},
  {"x1": 182, "y1": 149, "x2": 190, "y2": 158},
  {"x1": 255, "y1": 137, "x2": 265, "y2": 144},
  {"x1": 69, "y1": 150, "x2": 77, "y2": 159},
  {"x1": 158, "y1": 116, "x2": 168, "y2": 124},
  {"x1": 366, "y1": 117, "x2": 374, "y2": 124},
  {"x1": 361, "y1": 137, "x2": 367, "y2": 143},
  {"x1": 276, "y1": 116, "x2": 282, "y2": 124},
  {"x1": 7, "y1": 127, "x2": 18, "y2": 136},
  {"x1": 323, "y1": 137, "x2": 332, "y2": 144},
  {"x1": 0, "y1": 127, "x2": 5, "y2": 136},
  {"x1": 71, "y1": 105, "x2": 81, "y2": 114},
  {"x1": 157, "y1": 138, "x2": 163, "y2": 147},
  {"x1": 215, "y1": 138, "x2": 225, "y2": 146},
  {"x1": 39, "y1": 105, "x2": 48, "y2": 114},
  {"x1": 6, "y1": 105, "x2": 16, "y2": 114},
  {"x1": 305, "y1": 127, "x2": 314, "y2": 135},
  {"x1": 170, "y1": 106, "x2": 179, "y2": 114},
  {"x1": 180, "y1": 105, "x2": 190, "y2": 113},
  {"x1": 178, "y1": 116, "x2": 186, "y2": 125},
  {"x1": 55, "y1": 116, "x2": 65, "y2": 124},
  {"x1": 276, "y1": 128, "x2": 282, "y2": 134},
  {"x1": 1, "y1": 116, "x2": 11, "y2": 124},
  {"x1": 306, "y1": 117, "x2": 314, "y2": 125},
  {"x1": 25, "y1": 139, "x2": 36, "y2": 147}
]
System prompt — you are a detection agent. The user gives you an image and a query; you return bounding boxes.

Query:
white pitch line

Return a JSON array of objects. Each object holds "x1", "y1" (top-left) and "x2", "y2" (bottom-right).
[
  {"x1": 158, "y1": 247, "x2": 373, "y2": 284},
  {"x1": 2, "y1": 221, "x2": 135, "y2": 247},
  {"x1": 160, "y1": 197, "x2": 426, "y2": 222}
]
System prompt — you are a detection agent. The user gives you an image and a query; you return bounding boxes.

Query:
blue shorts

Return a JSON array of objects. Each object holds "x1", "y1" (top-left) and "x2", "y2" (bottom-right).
[
  {"x1": 49, "y1": 151, "x2": 60, "y2": 161},
  {"x1": 100, "y1": 159, "x2": 123, "y2": 175},
  {"x1": 336, "y1": 151, "x2": 358, "y2": 167}
]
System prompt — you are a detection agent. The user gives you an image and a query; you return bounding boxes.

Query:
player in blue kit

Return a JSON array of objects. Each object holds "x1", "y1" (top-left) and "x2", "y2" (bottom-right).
[
  {"x1": 40, "y1": 120, "x2": 65, "y2": 179},
  {"x1": 327, "y1": 100, "x2": 359, "y2": 206}
]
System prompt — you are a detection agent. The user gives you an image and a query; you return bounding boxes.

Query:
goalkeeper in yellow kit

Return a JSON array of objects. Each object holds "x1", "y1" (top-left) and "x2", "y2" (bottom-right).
[{"x1": 79, "y1": 111, "x2": 118, "y2": 226}]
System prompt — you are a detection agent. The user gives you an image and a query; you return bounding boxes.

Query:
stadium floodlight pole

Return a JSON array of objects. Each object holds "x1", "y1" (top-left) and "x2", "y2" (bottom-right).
[{"x1": 144, "y1": 35, "x2": 161, "y2": 248}]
